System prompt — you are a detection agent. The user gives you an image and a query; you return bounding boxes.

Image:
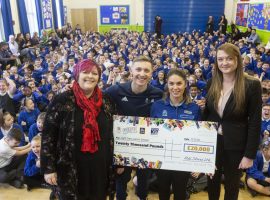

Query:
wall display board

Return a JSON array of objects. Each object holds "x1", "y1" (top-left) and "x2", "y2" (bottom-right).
[
  {"x1": 42, "y1": 0, "x2": 53, "y2": 29},
  {"x1": 236, "y1": 3, "x2": 249, "y2": 26},
  {"x1": 248, "y1": 3, "x2": 270, "y2": 30},
  {"x1": 100, "y1": 5, "x2": 129, "y2": 25},
  {"x1": 113, "y1": 115, "x2": 218, "y2": 174}
]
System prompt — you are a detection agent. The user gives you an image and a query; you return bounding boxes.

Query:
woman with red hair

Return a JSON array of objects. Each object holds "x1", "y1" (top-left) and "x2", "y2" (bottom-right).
[{"x1": 41, "y1": 59, "x2": 115, "y2": 199}]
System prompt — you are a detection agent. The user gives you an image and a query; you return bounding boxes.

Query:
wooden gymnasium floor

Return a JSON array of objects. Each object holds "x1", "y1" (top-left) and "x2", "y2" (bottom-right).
[{"x1": 0, "y1": 179, "x2": 269, "y2": 200}]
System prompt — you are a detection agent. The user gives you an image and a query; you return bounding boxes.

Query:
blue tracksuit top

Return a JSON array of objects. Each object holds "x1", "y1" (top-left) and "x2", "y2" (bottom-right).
[
  {"x1": 24, "y1": 151, "x2": 40, "y2": 177},
  {"x1": 150, "y1": 98, "x2": 201, "y2": 121},
  {"x1": 246, "y1": 151, "x2": 270, "y2": 181},
  {"x1": 105, "y1": 82, "x2": 163, "y2": 117}
]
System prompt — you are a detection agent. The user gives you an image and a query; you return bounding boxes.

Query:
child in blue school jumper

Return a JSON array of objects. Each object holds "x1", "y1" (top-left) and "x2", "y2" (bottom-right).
[
  {"x1": 261, "y1": 104, "x2": 270, "y2": 141},
  {"x1": 18, "y1": 99, "x2": 40, "y2": 134},
  {"x1": 246, "y1": 138, "x2": 270, "y2": 196},
  {"x1": 24, "y1": 135, "x2": 47, "y2": 191},
  {"x1": 150, "y1": 68, "x2": 201, "y2": 200},
  {"x1": 28, "y1": 112, "x2": 46, "y2": 142}
]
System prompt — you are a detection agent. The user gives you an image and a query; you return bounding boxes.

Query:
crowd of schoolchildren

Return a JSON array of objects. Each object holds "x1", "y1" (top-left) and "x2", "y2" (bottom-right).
[{"x1": 0, "y1": 20, "x2": 270, "y2": 198}]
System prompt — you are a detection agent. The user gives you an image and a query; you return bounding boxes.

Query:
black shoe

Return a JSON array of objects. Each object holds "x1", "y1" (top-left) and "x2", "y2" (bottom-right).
[
  {"x1": 10, "y1": 179, "x2": 24, "y2": 189},
  {"x1": 239, "y1": 180, "x2": 245, "y2": 189},
  {"x1": 49, "y1": 191, "x2": 56, "y2": 200},
  {"x1": 248, "y1": 188, "x2": 257, "y2": 197},
  {"x1": 27, "y1": 185, "x2": 32, "y2": 191}
]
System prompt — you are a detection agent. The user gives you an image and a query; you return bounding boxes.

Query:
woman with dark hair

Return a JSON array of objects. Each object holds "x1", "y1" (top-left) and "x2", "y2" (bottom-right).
[
  {"x1": 204, "y1": 43, "x2": 262, "y2": 200},
  {"x1": 218, "y1": 14, "x2": 228, "y2": 35},
  {"x1": 206, "y1": 16, "x2": 214, "y2": 35},
  {"x1": 150, "y1": 68, "x2": 201, "y2": 200},
  {"x1": 41, "y1": 59, "x2": 115, "y2": 199}
]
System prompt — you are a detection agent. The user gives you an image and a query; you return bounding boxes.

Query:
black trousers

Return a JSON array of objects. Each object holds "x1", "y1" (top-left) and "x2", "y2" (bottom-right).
[
  {"x1": 0, "y1": 155, "x2": 26, "y2": 183},
  {"x1": 24, "y1": 174, "x2": 44, "y2": 189},
  {"x1": 157, "y1": 169, "x2": 190, "y2": 200},
  {"x1": 207, "y1": 135, "x2": 243, "y2": 200}
]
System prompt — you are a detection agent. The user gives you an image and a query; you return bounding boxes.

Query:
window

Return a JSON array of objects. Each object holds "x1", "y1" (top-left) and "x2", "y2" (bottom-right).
[
  {"x1": 0, "y1": 4, "x2": 5, "y2": 41},
  {"x1": 56, "y1": 0, "x2": 62, "y2": 28},
  {"x1": 24, "y1": 0, "x2": 39, "y2": 36}
]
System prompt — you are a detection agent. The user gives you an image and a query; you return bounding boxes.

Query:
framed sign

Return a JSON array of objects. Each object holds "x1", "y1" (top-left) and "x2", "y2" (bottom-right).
[{"x1": 100, "y1": 5, "x2": 129, "y2": 25}]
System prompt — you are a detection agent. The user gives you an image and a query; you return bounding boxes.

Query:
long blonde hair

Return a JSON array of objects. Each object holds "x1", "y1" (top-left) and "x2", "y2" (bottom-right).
[{"x1": 207, "y1": 43, "x2": 245, "y2": 113}]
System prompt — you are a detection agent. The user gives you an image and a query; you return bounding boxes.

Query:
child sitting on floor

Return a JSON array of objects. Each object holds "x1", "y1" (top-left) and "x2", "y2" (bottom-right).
[
  {"x1": 24, "y1": 135, "x2": 48, "y2": 191},
  {"x1": 0, "y1": 128, "x2": 31, "y2": 188},
  {"x1": 246, "y1": 138, "x2": 270, "y2": 196}
]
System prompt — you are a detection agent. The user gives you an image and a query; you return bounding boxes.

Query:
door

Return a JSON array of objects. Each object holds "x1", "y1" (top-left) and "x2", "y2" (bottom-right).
[{"x1": 71, "y1": 9, "x2": 97, "y2": 33}]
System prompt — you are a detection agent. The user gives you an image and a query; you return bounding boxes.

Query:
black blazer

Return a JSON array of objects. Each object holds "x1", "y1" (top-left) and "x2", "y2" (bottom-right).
[{"x1": 203, "y1": 77, "x2": 262, "y2": 159}]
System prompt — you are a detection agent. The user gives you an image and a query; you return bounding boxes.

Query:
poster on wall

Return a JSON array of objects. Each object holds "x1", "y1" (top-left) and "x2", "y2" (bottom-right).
[
  {"x1": 42, "y1": 0, "x2": 53, "y2": 29},
  {"x1": 236, "y1": 3, "x2": 249, "y2": 27},
  {"x1": 64, "y1": 6, "x2": 67, "y2": 25},
  {"x1": 100, "y1": 5, "x2": 129, "y2": 25},
  {"x1": 248, "y1": 3, "x2": 270, "y2": 30}
]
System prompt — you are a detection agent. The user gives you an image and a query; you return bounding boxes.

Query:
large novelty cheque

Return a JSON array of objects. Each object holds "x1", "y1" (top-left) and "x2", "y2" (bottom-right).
[{"x1": 113, "y1": 115, "x2": 218, "y2": 174}]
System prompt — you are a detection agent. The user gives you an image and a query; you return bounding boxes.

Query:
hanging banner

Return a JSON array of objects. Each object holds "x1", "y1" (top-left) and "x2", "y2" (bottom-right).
[
  {"x1": 236, "y1": 3, "x2": 249, "y2": 27},
  {"x1": 100, "y1": 5, "x2": 129, "y2": 25},
  {"x1": 42, "y1": 0, "x2": 53, "y2": 29},
  {"x1": 113, "y1": 116, "x2": 218, "y2": 174}
]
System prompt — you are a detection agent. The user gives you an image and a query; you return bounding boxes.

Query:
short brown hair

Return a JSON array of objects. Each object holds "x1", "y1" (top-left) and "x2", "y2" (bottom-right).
[
  {"x1": 132, "y1": 55, "x2": 153, "y2": 68},
  {"x1": 7, "y1": 128, "x2": 23, "y2": 142}
]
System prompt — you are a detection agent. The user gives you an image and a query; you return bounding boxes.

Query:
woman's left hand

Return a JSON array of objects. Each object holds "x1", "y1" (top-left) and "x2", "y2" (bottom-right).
[{"x1": 238, "y1": 157, "x2": 253, "y2": 169}]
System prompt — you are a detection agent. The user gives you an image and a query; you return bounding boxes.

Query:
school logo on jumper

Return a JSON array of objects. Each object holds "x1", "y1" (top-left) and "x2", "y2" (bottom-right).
[
  {"x1": 162, "y1": 110, "x2": 168, "y2": 117},
  {"x1": 151, "y1": 99, "x2": 154, "y2": 103},
  {"x1": 121, "y1": 96, "x2": 128, "y2": 101},
  {"x1": 184, "y1": 110, "x2": 192, "y2": 114},
  {"x1": 145, "y1": 98, "x2": 149, "y2": 103}
]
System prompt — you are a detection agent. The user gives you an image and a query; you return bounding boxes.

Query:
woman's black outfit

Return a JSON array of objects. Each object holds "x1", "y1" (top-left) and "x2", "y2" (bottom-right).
[
  {"x1": 41, "y1": 91, "x2": 115, "y2": 200},
  {"x1": 203, "y1": 77, "x2": 262, "y2": 200},
  {"x1": 206, "y1": 20, "x2": 214, "y2": 35}
]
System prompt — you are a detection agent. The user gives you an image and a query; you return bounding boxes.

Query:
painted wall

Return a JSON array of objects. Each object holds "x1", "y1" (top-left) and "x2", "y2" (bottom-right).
[{"x1": 63, "y1": 0, "x2": 144, "y2": 26}]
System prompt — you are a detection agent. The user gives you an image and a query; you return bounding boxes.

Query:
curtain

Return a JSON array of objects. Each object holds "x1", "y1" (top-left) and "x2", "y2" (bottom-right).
[
  {"x1": 17, "y1": 0, "x2": 30, "y2": 34},
  {"x1": 35, "y1": 0, "x2": 43, "y2": 34},
  {"x1": 1, "y1": 0, "x2": 14, "y2": 40},
  {"x1": 59, "y1": 0, "x2": 64, "y2": 26},
  {"x1": 52, "y1": 0, "x2": 58, "y2": 29}
]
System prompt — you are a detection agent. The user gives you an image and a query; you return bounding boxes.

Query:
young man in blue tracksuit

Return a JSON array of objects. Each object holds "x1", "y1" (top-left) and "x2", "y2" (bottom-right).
[
  {"x1": 150, "y1": 68, "x2": 201, "y2": 200},
  {"x1": 105, "y1": 56, "x2": 163, "y2": 200}
]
